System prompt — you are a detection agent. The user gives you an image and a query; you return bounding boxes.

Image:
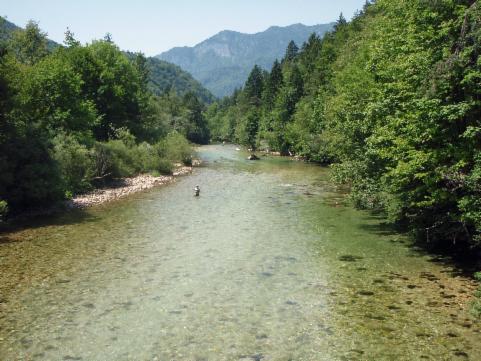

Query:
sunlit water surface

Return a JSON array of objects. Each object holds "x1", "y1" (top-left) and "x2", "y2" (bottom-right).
[{"x1": 0, "y1": 145, "x2": 480, "y2": 360}]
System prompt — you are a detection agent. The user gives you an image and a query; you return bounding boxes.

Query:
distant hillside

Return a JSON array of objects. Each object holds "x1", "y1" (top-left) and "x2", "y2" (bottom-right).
[
  {"x1": 1, "y1": 16, "x2": 214, "y2": 103},
  {"x1": 156, "y1": 23, "x2": 335, "y2": 97},
  {"x1": 0, "y1": 16, "x2": 59, "y2": 50},
  {"x1": 0, "y1": 17, "x2": 19, "y2": 36},
  {"x1": 145, "y1": 57, "x2": 215, "y2": 103}
]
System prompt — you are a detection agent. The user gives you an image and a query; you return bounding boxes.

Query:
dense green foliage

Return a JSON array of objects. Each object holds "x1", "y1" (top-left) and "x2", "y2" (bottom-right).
[
  {"x1": 144, "y1": 57, "x2": 215, "y2": 104},
  {"x1": 157, "y1": 23, "x2": 334, "y2": 97},
  {"x1": 206, "y1": 0, "x2": 481, "y2": 252},
  {"x1": 0, "y1": 19, "x2": 210, "y2": 215}
]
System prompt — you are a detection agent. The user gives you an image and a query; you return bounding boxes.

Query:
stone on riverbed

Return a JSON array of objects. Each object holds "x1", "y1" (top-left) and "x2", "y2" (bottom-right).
[
  {"x1": 339, "y1": 254, "x2": 363, "y2": 262},
  {"x1": 358, "y1": 290, "x2": 375, "y2": 296}
]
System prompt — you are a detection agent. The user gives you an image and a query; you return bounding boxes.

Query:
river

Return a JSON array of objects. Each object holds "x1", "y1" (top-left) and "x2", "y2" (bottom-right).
[{"x1": 0, "y1": 144, "x2": 480, "y2": 360}]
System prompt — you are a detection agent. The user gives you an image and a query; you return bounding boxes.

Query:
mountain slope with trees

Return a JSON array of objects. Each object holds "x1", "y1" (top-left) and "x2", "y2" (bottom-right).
[
  {"x1": 144, "y1": 56, "x2": 215, "y2": 103},
  {"x1": 0, "y1": 16, "x2": 59, "y2": 50},
  {"x1": 0, "y1": 16, "x2": 214, "y2": 103},
  {"x1": 206, "y1": 1, "x2": 481, "y2": 254},
  {"x1": 156, "y1": 23, "x2": 334, "y2": 97}
]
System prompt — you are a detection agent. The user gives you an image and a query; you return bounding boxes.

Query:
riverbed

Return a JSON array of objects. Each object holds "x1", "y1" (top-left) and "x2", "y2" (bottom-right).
[{"x1": 0, "y1": 145, "x2": 479, "y2": 360}]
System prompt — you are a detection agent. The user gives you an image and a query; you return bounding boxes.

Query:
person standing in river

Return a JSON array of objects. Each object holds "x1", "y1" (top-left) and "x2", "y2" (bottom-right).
[{"x1": 194, "y1": 185, "x2": 200, "y2": 196}]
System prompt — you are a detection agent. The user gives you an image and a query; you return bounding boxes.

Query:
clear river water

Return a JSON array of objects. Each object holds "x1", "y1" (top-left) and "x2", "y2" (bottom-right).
[{"x1": 0, "y1": 145, "x2": 480, "y2": 360}]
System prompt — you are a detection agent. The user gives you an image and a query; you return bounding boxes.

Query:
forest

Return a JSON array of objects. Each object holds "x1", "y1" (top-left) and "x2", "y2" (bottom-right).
[
  {"x1": 1, "y1": 1, "x2": 481, "y2": 358},
  {"x1": 2, "y1": 1, "x2": 481, "y2": 255},
  {"x1": 0, "y1": 19, "x2": 210, "y2": 217},
  {"x1": 206, "y1": 0, "x2": 481, "y2": 254}
]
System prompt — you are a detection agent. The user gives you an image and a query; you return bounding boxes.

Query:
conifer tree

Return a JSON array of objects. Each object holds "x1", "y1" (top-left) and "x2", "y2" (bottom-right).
[
  {"x1": 245, "y1": 111, "x2": 259, "y2": 150},
  {"x1": 334, "y1": 13, "x2": 347, "y2": 30},
  {"x1": 183, "y1": 92, "x2": 210, "y2": 144},
  {"x1": 244, "y1": 65, "x2": 264, "y2": 106},
  {"x1": 283, "y1": 41, "x2": 299, "y2": 62},
  {"x1": 262, "y1": 59, "x2": 283, "y2": 110}
]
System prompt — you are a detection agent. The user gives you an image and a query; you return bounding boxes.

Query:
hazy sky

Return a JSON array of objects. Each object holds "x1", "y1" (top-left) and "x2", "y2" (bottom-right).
[{"x1": 3, "y1": 0, "x2": 366, "y2": 56}]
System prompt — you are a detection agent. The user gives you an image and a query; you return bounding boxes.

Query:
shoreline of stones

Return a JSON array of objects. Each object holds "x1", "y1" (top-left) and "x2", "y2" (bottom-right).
[
  {"x1": 67, "y1": 165, "x2": 194, "y2": 209},
  {"x1": 1, "y1": 161, "x2": 201, "y2": 224}
]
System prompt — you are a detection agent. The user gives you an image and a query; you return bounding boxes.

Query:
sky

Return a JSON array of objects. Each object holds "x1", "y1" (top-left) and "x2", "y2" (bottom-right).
[{"x1": 3, "y1": 0, "x2": 367, "y2": 56}]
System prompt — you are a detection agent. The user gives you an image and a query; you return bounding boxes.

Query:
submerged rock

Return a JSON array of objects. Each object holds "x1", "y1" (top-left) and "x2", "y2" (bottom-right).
[
  {"x1": 260, "y1": 272, "x2": 273, "y2": 277},
  {"x1": 387, "y1": 305, "x2": 402, "y2": 311},
  {"x1": 453, "y1": 350, "x2": 469, "y2": 358},
  {"x1": 358, "y1": 290, "x2": 375, "y2": 296},
  {"x1": 339, "y1": 255, "x2": 363, "y2": 262}
]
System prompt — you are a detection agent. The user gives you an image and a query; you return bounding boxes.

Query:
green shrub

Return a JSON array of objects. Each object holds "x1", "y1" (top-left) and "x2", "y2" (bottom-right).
[
  {"x1": 130, "y1": 142, "x2": 174, "y2": 175},
  {"x1": 91, "y1": 135, "x2": 177, "y2": 180},
  {"x1": 52, "y1": 134, "x2": 94, "y2": 195},
  {"x1": 92, "y1": 140, "x2": 136, "y2": 179},
  {"x1": 114, "y1": 127, "x2": 136, "y2": 148},
  {"x1": 0, "y1": 200, "x2": 8, "y2": 221},
  {"x1": 155, "y1": 159, "x2": 174, "y2": 175},
  {"x1": 134, "y1": 142, "x2": 159, "y2": 172},
  {"x1": 108, "y1": 140, "x2": 137, "y2": 177},
  {"x1": 91, "y1": 142, "x2": 114, "y2": 181},
  {"x1": 157, "y1": 132, "x2": 193, "y2": 165},
  {"x1": 0, "y1": 131, "x2": 64, "y2": 209},
  {"x1": 48, "y1": 129, "x2": 188, "y2": 194}
]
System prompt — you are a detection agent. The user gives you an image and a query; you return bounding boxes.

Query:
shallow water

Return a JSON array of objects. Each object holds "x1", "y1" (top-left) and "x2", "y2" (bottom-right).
[{"x1": 0, "y1": 144, "x2": 480, "y2": 360}]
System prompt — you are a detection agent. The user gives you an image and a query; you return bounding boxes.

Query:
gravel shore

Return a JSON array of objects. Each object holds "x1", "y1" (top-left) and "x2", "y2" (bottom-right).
[{"x1": 67, "y1": 165, "x2": 194, "y2": 209}]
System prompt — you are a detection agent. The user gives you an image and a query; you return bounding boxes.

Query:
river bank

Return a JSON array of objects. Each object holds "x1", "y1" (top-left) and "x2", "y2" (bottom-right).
[
  {"x1": 0, "y1": 161, "x2": 201, "y2": 225},
  {"x1": 67, "y1": 164, "x2": 195, "y2": 209}
]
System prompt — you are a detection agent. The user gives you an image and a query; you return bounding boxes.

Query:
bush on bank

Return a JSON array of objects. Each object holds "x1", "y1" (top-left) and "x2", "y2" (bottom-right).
[{"x1": 52, "y1": 130, "x2": 193, "y2": 198}]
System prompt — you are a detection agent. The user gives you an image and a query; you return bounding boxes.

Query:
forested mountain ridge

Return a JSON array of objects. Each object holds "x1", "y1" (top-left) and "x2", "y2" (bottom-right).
[
  {"x1": 0, "y1": 16, "x2": 59, "y2": 50},
  {"x1": 206, "y1": 1, "x2": 481, "y2": 254},
  {"x1": 156, "y1": 23, "x2": 334, "y2": 97},
  {"x1": 144, "y1": 57, "x2": 215, "y2": 103},
  {"x1": 0, "y1": 16, "x2": 214, "y2": 102},
  {"x1": 0, "y1": 17, "x2": 20, "y2": 37}
]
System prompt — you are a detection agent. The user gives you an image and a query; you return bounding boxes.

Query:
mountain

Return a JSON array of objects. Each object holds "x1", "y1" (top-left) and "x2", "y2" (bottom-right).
[
  {"x1": 145, "y1": 57, "x2": 215, "y2": 103},
  {"x1": 0, "y1": 17, "x2": 19, "y2": 36},
  {"x1": 0, "y1": 16, "x2": 59, "y2": 50},
  {"x1": 1, "y1": 16, "x2": 214, "y2": 103},
  {"x1": 156, "y1": 23, "x2": 335, "y2": 97}
]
